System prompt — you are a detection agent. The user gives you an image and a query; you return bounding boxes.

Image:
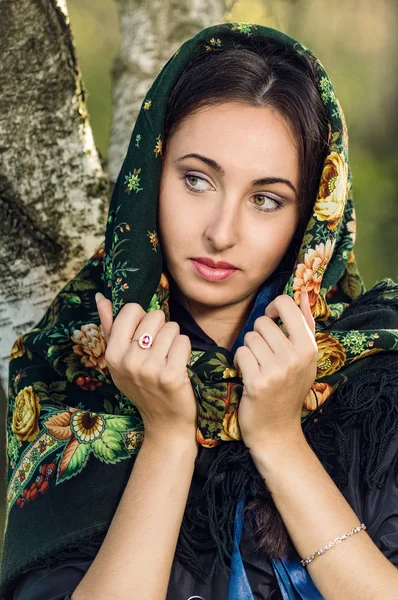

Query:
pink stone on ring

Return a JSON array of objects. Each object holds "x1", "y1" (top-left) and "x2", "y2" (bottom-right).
[{"x1": 138, "y1": 332, "x2": 153, "y2": 349}]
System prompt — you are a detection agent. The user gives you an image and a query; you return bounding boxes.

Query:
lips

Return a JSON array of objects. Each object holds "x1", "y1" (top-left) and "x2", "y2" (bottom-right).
[{"x1": 191, "y1": 257, "x2": 238, "y2": 270}]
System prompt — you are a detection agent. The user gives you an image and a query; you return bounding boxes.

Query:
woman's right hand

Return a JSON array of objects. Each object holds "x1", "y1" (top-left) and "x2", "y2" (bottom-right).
[{"x1": 95, "y1": 293, "x2": 198, "y2": 448}]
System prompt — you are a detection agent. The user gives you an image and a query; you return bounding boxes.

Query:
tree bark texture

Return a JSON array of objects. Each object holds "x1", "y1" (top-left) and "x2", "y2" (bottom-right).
[{"x1": 0, "y1": 0, "x2": 108, "y2": 389}]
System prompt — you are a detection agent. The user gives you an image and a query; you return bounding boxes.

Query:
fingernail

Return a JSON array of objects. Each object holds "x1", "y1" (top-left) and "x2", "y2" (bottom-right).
[{"x1": 95, "y1": 292, "x2": 105, "y2": 303}]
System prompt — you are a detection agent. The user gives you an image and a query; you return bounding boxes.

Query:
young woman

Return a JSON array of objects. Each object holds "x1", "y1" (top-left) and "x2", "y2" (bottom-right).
[{"x1": 1, "y1": 23, "x2": 398, "y2": 600}]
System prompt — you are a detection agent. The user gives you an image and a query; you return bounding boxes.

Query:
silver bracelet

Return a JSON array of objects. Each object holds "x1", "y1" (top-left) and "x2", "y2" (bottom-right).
[{"x1": 301, "y1": 523, "x2": 367, "y2": 567}]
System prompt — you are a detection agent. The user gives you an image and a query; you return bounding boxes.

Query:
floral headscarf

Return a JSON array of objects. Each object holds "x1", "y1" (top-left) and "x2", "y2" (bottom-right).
[{"x1": 1, "y1": 22, "x2": 398, "y2": 597}]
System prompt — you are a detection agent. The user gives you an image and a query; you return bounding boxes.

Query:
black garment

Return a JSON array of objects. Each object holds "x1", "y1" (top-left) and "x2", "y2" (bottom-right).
[{"x1": 12, "y1": 298, "x2": 398, "y2": 600}]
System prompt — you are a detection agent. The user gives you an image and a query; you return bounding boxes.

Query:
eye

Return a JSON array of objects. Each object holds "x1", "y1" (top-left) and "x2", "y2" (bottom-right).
[
  {"x1": 251, "y1": 194, "x2": 283, "y2": 213},
  {"x1": 183, "y1": 173, "x2": 212, "y2": 193}
]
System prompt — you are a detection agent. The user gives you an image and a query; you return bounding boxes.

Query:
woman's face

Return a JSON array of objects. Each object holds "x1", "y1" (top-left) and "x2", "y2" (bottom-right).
[{"x1": 158, "y1": 101, "x2": 300, "y2": 312}]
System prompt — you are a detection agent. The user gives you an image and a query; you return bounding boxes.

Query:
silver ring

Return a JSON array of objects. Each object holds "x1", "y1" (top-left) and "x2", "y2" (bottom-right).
[{"x1": 130, "y1": 332, "x2": 153, "y2": 349}]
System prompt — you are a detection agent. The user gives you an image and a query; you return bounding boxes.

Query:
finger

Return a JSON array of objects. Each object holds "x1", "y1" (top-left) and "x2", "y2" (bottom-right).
[
  {"x1": 95, "y1": 293, "x2": 113, "y2": 344},
  {"x1": 265, "y1": 294, "x2": 313, "y2": 346},
  {"x1": 107, "y1": 302, "x2": 146, "y2": 356},
  {"x1": 253, "y1": 315, "x2": 291, "y2": 359},
  {"x1": 243, "y1": 330, "x2": 275, "y2": 370},
  {"x1": 233, "y1": 345, "x2": 260, "y2": 381},
  {"x1": 166, "y1": 334, "x2": 192, "y2": 377},
  {"x1": 300, "y1": 288, "x2": 316, "y2": 338},
  {"x1": 148, "y1": 321, "x2": 181, "y2": 363}
]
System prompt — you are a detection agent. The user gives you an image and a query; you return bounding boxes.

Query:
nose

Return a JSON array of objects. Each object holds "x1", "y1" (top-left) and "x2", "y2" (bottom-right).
[{"x1": 204, "y1": 194, "x2": 240, "y2": 251}]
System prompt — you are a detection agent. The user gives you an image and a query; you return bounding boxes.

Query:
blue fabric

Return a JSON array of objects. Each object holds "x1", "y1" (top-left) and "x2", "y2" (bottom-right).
[
  {"x1": 228, "y1": 492, "x2": 324, "y2": 600},
  {"x1": 228, "y1": 495, "x2": 255, "y2": 600},
  {"x1": 273, "y1": 561, "x2": 300, "y2": 600},
  {"x1": 272, "y1": 559, "x2": 324, "y2": 600},
  {"x1": 230, "y1": 274, "x2": 281, "y2": 354}
]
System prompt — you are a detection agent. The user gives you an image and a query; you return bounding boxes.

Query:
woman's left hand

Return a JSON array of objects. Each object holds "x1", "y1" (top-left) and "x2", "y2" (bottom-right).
[{"x1": 234, "y1": 288, "x2": 318, "y2": 452}]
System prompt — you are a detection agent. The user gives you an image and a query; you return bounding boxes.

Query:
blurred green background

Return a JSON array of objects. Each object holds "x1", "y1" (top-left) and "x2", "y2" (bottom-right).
[{"x1": 1, "y1": 0, "x2": 397, "y2": 562}]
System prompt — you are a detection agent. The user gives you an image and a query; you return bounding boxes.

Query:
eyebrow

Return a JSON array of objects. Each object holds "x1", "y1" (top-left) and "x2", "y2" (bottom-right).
[{"x1": 176, "y1": 153, "x2": 298, "y2": 197}]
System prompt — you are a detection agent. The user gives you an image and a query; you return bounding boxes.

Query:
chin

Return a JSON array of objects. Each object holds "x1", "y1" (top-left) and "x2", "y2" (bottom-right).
[{"x1": 175, "y1": 277, "x2": 249, "y2": 308}]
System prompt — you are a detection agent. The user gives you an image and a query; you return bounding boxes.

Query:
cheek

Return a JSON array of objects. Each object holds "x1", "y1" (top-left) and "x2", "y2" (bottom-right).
[
  {"x1": 249, "y1": 211, "x2": 299, "y2": 267},
  {"x1": 158, "y1": 186, "x2": 197, "y2": 257}
]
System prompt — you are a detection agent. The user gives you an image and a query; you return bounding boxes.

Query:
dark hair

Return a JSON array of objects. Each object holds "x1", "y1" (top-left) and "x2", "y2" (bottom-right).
[{"x1": 164, "y1": 38, "x2": 329, "y2": 566}]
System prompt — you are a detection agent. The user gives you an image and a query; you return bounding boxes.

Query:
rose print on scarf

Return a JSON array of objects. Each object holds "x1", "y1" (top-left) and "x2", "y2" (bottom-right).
[
  {"x1": 71, "y1": 323, "x2": 108, "y2": 376},
  {"x1": 12, "y1": 386, "x2": 41, "y2": 443},
  {"x1": 314, "y1": 151, "x2": 348, "y2": 230},
  {"x1": 292, "y1": 238, "x2": 335, "y2": 318},
  {"x1": 303, "y1": 382, "x2": 334, "y2": 411},
  {"x1": 316, "y1": 332, "x2": 347, "y2": 378}
]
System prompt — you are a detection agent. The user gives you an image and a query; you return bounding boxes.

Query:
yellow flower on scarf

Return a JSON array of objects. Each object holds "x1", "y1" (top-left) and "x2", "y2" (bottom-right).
[
  {"x1": 10, "y1": 336, "x2": 25, "y2": 360},
  {"x1": 314, "y1": 151, "x2": 347, "y2": 230},
  {"x1": 316, "y1": 332, "x2": 347, "y2": 377},
  {"x1": 223, "y1": 368, "x2": 237, "y2": 379},
  {"x1": 12, "y1": 386, "x2": 41, "y2": 442},
  {"x1": 219, "y1": 410, "x2": 242, "y2": 441}
]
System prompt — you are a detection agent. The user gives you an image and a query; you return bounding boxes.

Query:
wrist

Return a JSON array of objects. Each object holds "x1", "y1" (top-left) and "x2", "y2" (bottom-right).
[
  {"x1": 247, "y1": 427, "x2": 309, "y2": 473},
  {"x1": 142, "y1": 429, "x2": 198, "y2": 458}
]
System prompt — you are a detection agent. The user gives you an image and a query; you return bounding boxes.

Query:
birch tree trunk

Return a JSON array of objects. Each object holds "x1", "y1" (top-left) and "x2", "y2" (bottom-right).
[
  {"x1": 106, "y1": 0, "x2": 237, "y2": 182},
  {"x1": 0, "y1": 0, "x2": 108, "y2": 390}
]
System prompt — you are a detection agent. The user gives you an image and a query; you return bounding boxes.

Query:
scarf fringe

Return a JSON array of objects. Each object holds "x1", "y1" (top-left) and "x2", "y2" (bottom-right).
[
  {"x1": 336, "y1": 278, "x2": 398, "y2": 325},
  {"x1": 176, "y1": 441, "x2": 267, "y2": 582},
  {"x1": 304, "y1": 352, "x2": 398, "y2": 490}
]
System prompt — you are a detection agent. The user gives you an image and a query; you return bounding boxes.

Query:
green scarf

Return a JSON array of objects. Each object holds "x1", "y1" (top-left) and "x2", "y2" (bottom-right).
[{"x1": 1, "y1": 22, "x2": 398, "y2": 594}]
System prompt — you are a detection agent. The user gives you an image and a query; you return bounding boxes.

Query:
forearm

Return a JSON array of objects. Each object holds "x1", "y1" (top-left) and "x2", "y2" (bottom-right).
[
  {"x1": 72, "y1": 436, "x2": 197, "y2": 600},
  {"x1": 250, "y1": 432, "x2": 398, "y2": 600}
]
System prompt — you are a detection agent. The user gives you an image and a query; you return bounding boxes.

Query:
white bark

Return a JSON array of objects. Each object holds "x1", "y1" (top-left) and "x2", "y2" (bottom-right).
[
  {"x1": 106, "y1": 0, "x2": 238, "y2": 182},
  {"x1": 0, "y1": 0, "x2": 108, "y2": 389}
]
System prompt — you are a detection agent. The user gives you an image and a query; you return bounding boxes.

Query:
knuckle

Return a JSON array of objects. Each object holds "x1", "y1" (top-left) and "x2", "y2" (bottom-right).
[
  {"x1": 104, "y1": 348, "x2": 115, "y2": 369},
  {"x1": 244, "y1": 331, "x2": 258, "y2": 344},
  {"x1": 139, "y1": 361, "x2": 156, "y2": 380},
  {"x1": 307, "y1": 345, "x2": 318, "y2": 361},
  {"x1": 159, "y1": 369, "x2": 180, "y2": 388},
  {"x1": 269, "y1": 364, "x2": 285, "y2": 381},
  {"x1": 285, "y1": 351, "x2": 300, "y2": 368},
  {"x1": 164, "y1": 320, "x2": 180, "y2": 334},
  {"x1": 120, "y1": 302, "x2": 142, "y2": 317},
  {"x1": 236, "y1": 345, "x2": 249, "y2": 360},
  {"x1": 247, "y1": 376, "x2": 266, "y2": 395},
  {"x1": 254, "y1": 315, "x2": 267, "y2": 327},
  {"x1": 152, "y1": 309, "x2": 166, "y2": 323},
  {"x1": 123, "y1": 352, "x2": 137, "y2": 374}
]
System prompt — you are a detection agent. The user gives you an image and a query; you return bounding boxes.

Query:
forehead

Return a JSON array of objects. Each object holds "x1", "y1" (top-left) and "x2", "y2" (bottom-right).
[{"x1": 166, "y1": 101, "x2": 299, "y2": 181}]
